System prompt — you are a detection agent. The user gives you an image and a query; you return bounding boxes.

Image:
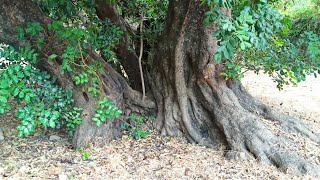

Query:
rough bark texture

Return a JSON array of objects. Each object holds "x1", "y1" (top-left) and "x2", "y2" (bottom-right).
[
  {"x1": 1, "y1": 0, "x2": 320, "y2": 176},
  {"x1": 151, "y1": 0, "x2": 320, "y2": 176},
  {"x1": 95, "y1": 0, "x2": 143, "y2": 91},
  {"x1": 0, "y1": 0, "x2": 155, "y2": 148}
]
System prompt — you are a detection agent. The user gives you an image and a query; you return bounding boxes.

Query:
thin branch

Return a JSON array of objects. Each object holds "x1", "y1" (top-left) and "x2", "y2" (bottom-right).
[{"x1": 138, "y1": 13, "x2": 146, "y2": 102}]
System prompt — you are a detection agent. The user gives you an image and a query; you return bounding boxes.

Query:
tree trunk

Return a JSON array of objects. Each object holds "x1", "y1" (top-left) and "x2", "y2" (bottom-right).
[
  {"x1": 0, "y1": 0, "x2": 155, "y2": 147},
  {"x1": 2, "y1": 0, "x2": 320, "y2": 176},
  {"x1": 151, "y1": 0, "x2": 320, "y2": 175},
  {"x1": 95, "y1": 0, "x2": 143, "y2": 91}
]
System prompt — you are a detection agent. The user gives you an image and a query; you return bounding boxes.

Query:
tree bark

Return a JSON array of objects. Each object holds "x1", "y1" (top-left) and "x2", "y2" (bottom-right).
[
  {"x1": 95, "y1": 0, "x2": 143, "y2": 91},
  {"x1": 0, "y1": 0, "x2": 155, "y2": 148},
  {"x1": 151, "y1": 0, "x2": 320, "y2": 175},
  {"x1": 1, "y1": 0, "x2": 320, "y2": 176}
]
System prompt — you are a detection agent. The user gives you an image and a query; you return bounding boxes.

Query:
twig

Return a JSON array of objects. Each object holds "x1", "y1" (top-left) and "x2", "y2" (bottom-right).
[{"x1": 138, "y1": 13, "x2": 146, "y2": 102}]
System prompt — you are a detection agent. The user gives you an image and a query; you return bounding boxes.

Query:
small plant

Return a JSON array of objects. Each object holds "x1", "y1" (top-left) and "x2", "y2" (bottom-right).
[
  {"x1": 77, "y1": 147, "x2": 91, "y2": 160},
  {"x1": 91, "y1": 97, "x2": 151, "y2": 139},
  {"x1": 81, "y1": 151, "x2": 91, "y2": 160},
  {"x1": 121, "y1": 113, "x2": 151, "y2": 140},
  {"x1": 92, "y1": 98, "x2": 122, "y2": 126},
  {"x1": 63, "y1": 107, "x2": 83, "y2": 135}
]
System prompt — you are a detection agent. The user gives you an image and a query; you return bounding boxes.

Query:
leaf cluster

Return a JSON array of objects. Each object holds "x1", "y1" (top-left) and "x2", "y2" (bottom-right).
[
  {"x1": 92, "y1": 98, "x2": 122, "y2": 126},
  {"x1": 118, "y1": 0, "x2": 169, "y2": 61},
  {"x1": 202, "y1": 0, "x2": 320, "y2": 89},
  {"x1": 121, "y1": 113, "x2": 152, "y2": 140},
  {"x1": 0, "y1": 44, "x2": 82, "y2": 137}
]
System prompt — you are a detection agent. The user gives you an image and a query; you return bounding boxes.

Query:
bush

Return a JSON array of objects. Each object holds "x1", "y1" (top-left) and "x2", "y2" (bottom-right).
[{"x1": 0, "y1": 43, "x2": 82, "y2": 136}]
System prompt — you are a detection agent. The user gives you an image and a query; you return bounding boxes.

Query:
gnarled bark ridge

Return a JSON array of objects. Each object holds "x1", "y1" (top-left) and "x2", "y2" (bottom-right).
[{"x1": 151, "y1": 0, "x2": 320, "y2": 176}]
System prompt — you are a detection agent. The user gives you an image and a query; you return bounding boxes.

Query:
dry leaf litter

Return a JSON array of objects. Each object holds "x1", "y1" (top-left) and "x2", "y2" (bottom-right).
[{"x1": 0, "y1": 72, "x2": 319, "y2": 179}]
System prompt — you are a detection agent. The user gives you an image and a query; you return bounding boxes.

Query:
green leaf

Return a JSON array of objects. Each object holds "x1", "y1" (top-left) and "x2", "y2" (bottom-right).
[
  {"x1": 222, "y1": 47, "x2": 230, "y2": 59},
  {"x1": 23, "y1": 127, "x2": 29, "y2": 135},
  {"x1": 121, "y1": 122, "x2": 128, "y2": 129},
  {"x1": 92, "y1": 117, "x2": 99, "y2": 122},
  {"x1": 40, "y1": 117, "x2": 48, "y2": 126},
  {"x1": 240, "y1": 42, "x2": 246, "y2": 50},
  {"x1": 49, "y1": 120, "x2": 56, "y2": 128},
  {"x1": 5, "y1": 104, "x2": 11, "y2": 111},
  {"x1": 17, "y1": 26, "x2": 25, "y2": 39},
  {"x1": 214, "y1": 52, "x2": 222, "y2": 62},
  {"x1": 115, "y1": 110, "x2": 122, "y2": 118},
  {"x1": 11, "y1": 75, "x2": 19, "y2": 83},
  {"x1": 0, "y1": 107, "x2": 4, "y2": 114},
  {"x1": 0, "y1": 96, "x2": 7, "y2": 103},
  {"x1": 19, "y1": 91, "x2": 25, "y2": 99},
  {"x1": 48, "y1": 54, "x2": 58, "y2": 60},
  {"x1": 25, "y1": 94, "x2": 31, "y2": 103},
  {"x1": 222, "y1": 23, "x2": 229, "y2": 30},
  {"x1": 0, "y1": 90, "x2": 8, "y2": 95},
  {"x1": 18, "y1": 131, "x2": 24, "y2": 137}
]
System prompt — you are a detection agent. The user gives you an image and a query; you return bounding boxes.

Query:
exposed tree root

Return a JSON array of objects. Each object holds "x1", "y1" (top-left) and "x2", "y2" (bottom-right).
[
  {"x1": 154, "y1": 72, "x2": 320, "y2": 176},
  {"x1": 228, "y1": 80, "x2": 320, "y2": 144}
]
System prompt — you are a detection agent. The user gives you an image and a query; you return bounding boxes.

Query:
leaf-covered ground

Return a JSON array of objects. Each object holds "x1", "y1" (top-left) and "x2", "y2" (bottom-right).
[{"x1": 0, "y1": 73, "x2": 319, "y2": 179}]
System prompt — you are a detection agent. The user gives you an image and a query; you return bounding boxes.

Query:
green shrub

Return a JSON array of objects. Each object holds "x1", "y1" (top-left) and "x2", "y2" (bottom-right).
[{"x1": 0, "y1": 43, "x2": 82, "y2": 136}]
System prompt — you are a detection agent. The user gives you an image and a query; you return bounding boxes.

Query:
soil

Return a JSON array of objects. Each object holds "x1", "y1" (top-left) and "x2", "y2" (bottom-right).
[{"x1": 0, "y1": 72, "x2": 319, "y2": 179}]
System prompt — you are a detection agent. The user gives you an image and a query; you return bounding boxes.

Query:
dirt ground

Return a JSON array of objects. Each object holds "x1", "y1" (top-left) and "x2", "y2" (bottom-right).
[{"x1": 0, "y1": 72, "x2": 319, "y2": 180}]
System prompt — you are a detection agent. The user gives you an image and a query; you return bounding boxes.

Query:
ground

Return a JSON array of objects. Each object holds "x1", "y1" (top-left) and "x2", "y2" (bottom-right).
[{"x1": 0, "y1": 72, "x2": 319, "y2": 179}]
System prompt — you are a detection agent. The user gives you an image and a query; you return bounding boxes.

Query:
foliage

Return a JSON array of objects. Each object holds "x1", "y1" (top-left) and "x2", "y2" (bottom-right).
[
  {"x1": 33, "y1": 0, "x2": 95, "y2": 20},
  {"x1": 17, "y1": 11, "x2": 123, "y2": 97},
  {"x1": 32, "y1": 1, "x2": 152, "y2": 139},
  {"x1": 118, "y1": 0, "x2": 169, "y2": 62},
  {"x1": 33, "y1": 0, "x2": 124, "y2": 63},
  {"x1": 92, "y1": 98, "x2": 122, "y2": 126},
  {"x1": 0, "y1": 43, "x2": 82, "y2": 136},
  {"x1": 202, "y1": 0, "x2": 320, "y2": 89},
  {"x1": 287, "y1": 17, "x2": 320, "y2": 41},
  {"x1": 92, "y1": 98, "x2": 151, "y2": 140},
  {"x1": 121, "y1": 113, "x2": 152, "y2": 140},
  {"x1": 15, "y1": 2, "x2": 151, "y2": 139},
  {"x1": 276, "y1": 0, "x2": 319, "y2": 17},
  {"x1": 77, "y1": 147, "x2": 91, "y2": 160},
  {"x1": 237, "y1": 31, "x2": 320, "y2": 89},
  {"x1": 10, "y1": 0, "x2": 319, "y2": 140},
  {"x1": 276, "y1": 0, "x2": 320, "y2": 41},
  {"x1": 81, "y1": 151, "x2": 91, "y2": 160}
]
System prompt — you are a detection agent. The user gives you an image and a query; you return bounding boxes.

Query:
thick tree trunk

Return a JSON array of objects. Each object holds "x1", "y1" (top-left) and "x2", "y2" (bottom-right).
[
  {"x1": 0, "y1": 0, "x2": 155, "y2": 147},
  {"x1": 151, "y1": 0, "x2": 320, "y2": 175},
  {"x1": 2, "y1": 0, "x2": 320, "y2": 176}
]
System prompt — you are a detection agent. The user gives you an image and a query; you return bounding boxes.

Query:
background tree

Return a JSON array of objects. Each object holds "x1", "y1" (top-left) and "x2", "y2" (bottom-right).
[{"x1": 0, "y1": 0, "x2": 319, "y2": 176}]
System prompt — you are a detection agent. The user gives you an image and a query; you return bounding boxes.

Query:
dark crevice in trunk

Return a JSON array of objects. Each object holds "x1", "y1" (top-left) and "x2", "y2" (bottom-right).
[{"x1": 95, "y1": 1, "x2": 142, "y2": 91}]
